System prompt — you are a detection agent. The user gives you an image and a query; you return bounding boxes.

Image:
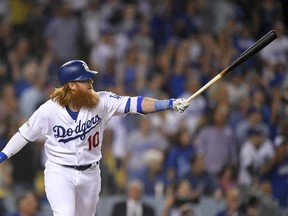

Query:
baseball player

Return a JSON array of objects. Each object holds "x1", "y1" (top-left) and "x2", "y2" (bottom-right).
[{"x1": 0, "y1": 60, "x2": 189, "y2": 216}]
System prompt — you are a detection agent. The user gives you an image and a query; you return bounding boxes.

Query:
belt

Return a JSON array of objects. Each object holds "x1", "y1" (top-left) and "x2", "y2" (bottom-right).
[{"x1": 62, "y1": 161, "x2": 99, "y2": 171}]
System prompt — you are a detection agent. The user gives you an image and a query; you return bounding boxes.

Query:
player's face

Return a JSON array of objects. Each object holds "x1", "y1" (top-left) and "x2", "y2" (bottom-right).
[
  {"x1": 69, "y1": 79, "x2": 99, "y2": 108},
  {"x1": 74, "y1": 79, "x2": 94, "y2": 92}
]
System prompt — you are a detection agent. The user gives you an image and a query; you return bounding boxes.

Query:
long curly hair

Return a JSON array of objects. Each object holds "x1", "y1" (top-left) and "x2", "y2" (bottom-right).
[{"x1": 50, "y1": 84, "x2": 72, "y2": 107}]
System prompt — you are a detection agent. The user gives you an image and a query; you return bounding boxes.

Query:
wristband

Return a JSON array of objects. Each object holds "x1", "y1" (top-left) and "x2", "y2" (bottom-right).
[
  {"x1": 137, "y1": 96, "x2": 144, "y2": 114},
  {"x1": 154, "y1": 99, "x2": 174, "y2": 111},
  {"x1": 0, "y1": 152, "x2": 8, "y2": 163}
]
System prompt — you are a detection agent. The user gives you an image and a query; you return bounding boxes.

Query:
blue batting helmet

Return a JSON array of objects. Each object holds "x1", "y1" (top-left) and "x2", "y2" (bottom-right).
[{"x1": 58, "y1": 60, "x2": 98, "y2": 86}]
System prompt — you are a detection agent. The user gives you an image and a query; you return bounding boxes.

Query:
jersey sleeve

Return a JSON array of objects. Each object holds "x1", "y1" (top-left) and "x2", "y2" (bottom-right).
[
  {"x1": 99, "y1": 91, "x2": 130, "y2": 119},
  {"x1": 19, "y1": 106, "x2": 46, "y2": 142}
]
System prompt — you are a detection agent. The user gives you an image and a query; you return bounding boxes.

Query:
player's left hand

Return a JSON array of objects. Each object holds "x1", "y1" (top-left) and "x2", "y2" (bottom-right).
[{"x1": 172, "y1": 98, "x2": 190, "y2": 113}]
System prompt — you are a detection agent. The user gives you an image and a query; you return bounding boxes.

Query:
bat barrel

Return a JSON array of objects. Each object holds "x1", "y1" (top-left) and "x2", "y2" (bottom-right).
[
  {"x1": 225, "y1": 30, "x2": 277, "y2": 73},
  {"x1": 185, "y1": 30, "x2": 277, "y2": 104}
]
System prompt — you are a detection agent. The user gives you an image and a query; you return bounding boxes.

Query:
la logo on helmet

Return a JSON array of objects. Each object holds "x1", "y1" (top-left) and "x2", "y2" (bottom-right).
[{"x1": 82, "y1": 63, "x2": 89, "y2": 71}]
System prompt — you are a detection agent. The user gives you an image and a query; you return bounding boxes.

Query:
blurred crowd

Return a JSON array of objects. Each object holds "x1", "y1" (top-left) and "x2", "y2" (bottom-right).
[{"x1": 0, "y1": 0, "x2": 288, "y2": 215}]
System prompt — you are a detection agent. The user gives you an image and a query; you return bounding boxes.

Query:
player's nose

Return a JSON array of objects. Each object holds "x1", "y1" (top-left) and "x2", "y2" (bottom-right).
[
  {"x1": 85, "y1": 78, "x2": 94, "y2": 85},
  {"x1": 88, "y1": 78, "x2": 94, "y2": 84},
  {"x1": 88, "y1": 79, "x2": 94, "y2": 88}
]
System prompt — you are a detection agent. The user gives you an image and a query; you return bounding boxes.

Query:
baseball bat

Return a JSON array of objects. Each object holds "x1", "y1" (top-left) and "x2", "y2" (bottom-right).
[{"x1": 185, "y1": 30, "x2": 277, "y2": 103}]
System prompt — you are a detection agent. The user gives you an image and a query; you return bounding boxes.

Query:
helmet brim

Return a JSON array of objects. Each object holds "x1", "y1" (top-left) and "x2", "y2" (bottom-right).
[{"x1": 70, "y1": 70, "x2": 98, "y2": 83}]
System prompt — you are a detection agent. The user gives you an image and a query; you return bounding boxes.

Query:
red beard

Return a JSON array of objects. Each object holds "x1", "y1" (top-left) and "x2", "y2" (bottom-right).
[{"x1": 71, "y1": 87, "x2": 100, "y2": 109}]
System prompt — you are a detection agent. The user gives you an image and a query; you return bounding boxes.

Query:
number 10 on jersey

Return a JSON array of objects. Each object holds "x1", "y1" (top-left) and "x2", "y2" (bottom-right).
[{"x1": 88, "y1": 131, "x2": 99, "y2": 151}]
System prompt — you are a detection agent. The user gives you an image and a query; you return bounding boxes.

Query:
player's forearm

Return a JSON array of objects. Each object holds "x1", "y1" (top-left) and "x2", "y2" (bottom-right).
[
  {"x1": 141, "y1": 97, "x2": 190, "y2": 113},
  {"x1": 127, "y1": 96, "x2": 189, "y2": 114},
  {"x1": 0, "y1": 132, "x2": 29, "y2": 163},
  {"x1": 141, "y1": 97, "x2": 174, "y2": 113}
]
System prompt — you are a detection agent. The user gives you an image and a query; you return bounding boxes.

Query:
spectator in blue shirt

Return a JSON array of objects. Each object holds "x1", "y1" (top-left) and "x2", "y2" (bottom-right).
[
  {"x1": 182, "y1": 152, "x2": 219, "y2": 198},
  {"x1": 138, "y1": 149, "x2": 168, "y2": 198},
  {"x1": 166, "y1": 127, "x2": 196, "y2": 183}
]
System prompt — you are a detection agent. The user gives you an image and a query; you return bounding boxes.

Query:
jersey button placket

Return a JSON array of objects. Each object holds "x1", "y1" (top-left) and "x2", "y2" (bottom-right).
[
  {"x1": 75, "y1": 139, "x2": 80, "y2": 165},
  {"x1": 75, "y1": 139, "x2": 82, "y2": 165}
]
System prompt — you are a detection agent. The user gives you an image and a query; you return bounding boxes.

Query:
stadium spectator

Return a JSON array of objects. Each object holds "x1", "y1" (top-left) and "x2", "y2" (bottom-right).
[
  {"x1": 89, "y1": 28, "x2": 116, "y2": 74},
  {"x1": 80, "y1": 0, "x2": 101, "y2": 48},
  {"x1": 195, "y1": 103, "x2": 237, "y2": 176},
  {"x1": 259, "y1": 137, "x2": 288, "y2": 208},
  {"x1": 161, "y1": 179, "x2": 196, "y2": 216},
  {"x1": 229, "y1": 96, "x2": 250, "y2": 130},
  {"x1": 182, "y1": 152, "x2": 220, "y2": 198},
  {"x1": 226, "y1": 71, "x2": 249, "y2": 109},
  {"x1": 257, "y1": 0, "x2": 283, "y2": 37},
  {"x1": 125, "y1": 116, "x2": 169, "y2": 180},
  {"x1": 166, "y1": 127, "x2": 196, "y2": 183},
  {"x1": 217, "y1": 164, "x2": 238, "y2": 197},
  {"x1": 4, "y1": 117, "x2": 39, "y2": 197},
  {"x1": 7, "y1": 37, "x2": 34, "y2": 82},
  {"x1": 0, "y1": 19, "x2": 14, "y2": 83},
  {"x1": 18, "y1": 61, "x2": 46, "y2": 119},
  {"x1": 111, "y1": 179, "x2": 155, "y2": 216},
  {"x1": 235, "y1": 107, "x2": 270, "y2": 146},
  {"x1": 7, "y1": 191, "x2": 42, "y2": 216},
  {"x1": 238, "y1": 126, "x2": 274, "y2": 185},
  {"x1": 44, "y1": 2, "x2": 80, "y2": 67},
  {"x1": 215, "y1": 186, "x2": 244, "y2": 216},
  {"x1": 138, "y1": 149, "x2": 168, "y2": 198}
]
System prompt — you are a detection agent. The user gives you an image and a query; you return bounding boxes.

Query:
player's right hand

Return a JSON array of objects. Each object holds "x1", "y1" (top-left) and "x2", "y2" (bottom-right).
[{"x1": 172, "y1": 98, "x2": 190, "y2": 113}]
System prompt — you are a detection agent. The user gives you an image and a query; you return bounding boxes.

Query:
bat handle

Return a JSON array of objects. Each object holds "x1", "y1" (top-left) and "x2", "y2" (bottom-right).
[{"x1": 185, "y1": 73, "x2": 223, "y2": 104}]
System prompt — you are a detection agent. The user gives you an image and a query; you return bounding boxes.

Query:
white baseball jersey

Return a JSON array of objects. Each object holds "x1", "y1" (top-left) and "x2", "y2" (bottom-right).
[{"x1": 19, "y1": 91, "x2": 129, "y2": 166}]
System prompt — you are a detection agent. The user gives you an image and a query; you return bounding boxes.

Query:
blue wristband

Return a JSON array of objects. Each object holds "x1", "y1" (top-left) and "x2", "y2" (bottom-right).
[
  {"x1": 137, "y1": 96, "x2": 144, "y2": 113},
  {"x1": 0, "y1": 152, "x2": 8, "y2": 163},
  {"x1": 124, "y1": 98, "x2": 131, "y2": 113},
  {"x1": 154, "y1": 99, "x2": 174, "y2": 111}
]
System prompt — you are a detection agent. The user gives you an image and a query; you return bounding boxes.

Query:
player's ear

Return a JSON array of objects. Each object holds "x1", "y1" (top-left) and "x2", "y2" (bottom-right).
[{"x1": 68, "y1": 82, "x2": 76, "y2": 91}]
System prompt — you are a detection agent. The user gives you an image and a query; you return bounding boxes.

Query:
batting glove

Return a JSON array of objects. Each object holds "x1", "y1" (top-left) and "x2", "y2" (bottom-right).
[{"x1": 172, "y1": 98, "x2": 190, "y2": 113}]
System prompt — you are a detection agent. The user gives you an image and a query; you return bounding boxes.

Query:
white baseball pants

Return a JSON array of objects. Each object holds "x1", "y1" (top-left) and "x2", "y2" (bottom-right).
[{"x1": 44, "y1": 160, "x2": 101, "y2": 216}]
